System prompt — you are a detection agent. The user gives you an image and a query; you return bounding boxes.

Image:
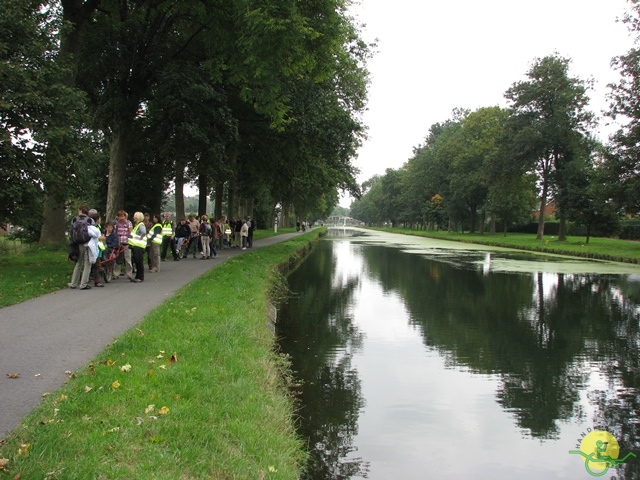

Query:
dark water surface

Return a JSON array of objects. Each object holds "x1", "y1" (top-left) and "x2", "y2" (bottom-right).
[{"x1": 276, "y1": 229, "x2": 640, "y2": 480}]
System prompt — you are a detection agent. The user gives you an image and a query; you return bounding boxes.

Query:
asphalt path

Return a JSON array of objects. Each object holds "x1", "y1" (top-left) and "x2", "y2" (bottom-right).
[{"x1": 0, "y1": 232, "x2": 301, "y2": 438}]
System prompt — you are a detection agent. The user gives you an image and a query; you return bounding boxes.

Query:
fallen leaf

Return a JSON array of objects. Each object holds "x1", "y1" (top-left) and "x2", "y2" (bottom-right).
[
  {"x1": 106, "y1": 360, "x2": 116, "y2": 366},
  {"x1": 158, "y1": 365, "x2": 166, "y2": 370},
  {"x1": 84, "y1": 386, "x2": 93, "y2": 393},
  {"x1": 158, "y1": 406, "x2": 169, "y2": 415},
  {"x1": 136, "y1": 328, "x2": 144, "y2": 336},
  {"x1": 17, "y1": 444, "x2": 30, "y2": 457},
  {"x1": 169, "y1": 353, "x2": 178, "y2": 363},
  {"x1": 111, "y1": 380, "x2": 121, "y2": 390},
  {"x1": 156, "y1": 354, "x2": 164, "y2": 359},
  {"x1": 136, "y1": 417, "x2": 144, "y2": 426},
  {"x1": 0, "y1": 456, "x2": 8, "y2": 472},
  {"x1": 144, "y1": 405, "x2": 155, "y2": 414},
  {"x1": 268, "y1": 466, "x2": 278, "y2": 473},
  {"x1": 65, "y1": 371, "x2": 76, "y2": 378},
  {"x1": 146, "y1": 369, "x2": 154, "y2": 377},
  {"x1": 57, "y1": 394, "x2": 67, "y2": 402},
  {"x1": 34, "y1": 373, "x2": 41, "y2": 377},
  {"x1": 106, "y1": 427, "x2": 120, "y2": 433},
  {"x1": 173, "y1": 395, "x2": 180, "y2": 401},
  {"x1": 6, "y1": 373, "x2": 20, "y2": 379},
  {"x1": 119, "y1": 364, "x2": 131, "y2": 372}
]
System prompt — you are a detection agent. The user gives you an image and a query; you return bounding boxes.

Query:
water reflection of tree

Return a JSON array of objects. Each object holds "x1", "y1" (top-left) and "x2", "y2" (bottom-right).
[
  {"x1": 585, "y1": 277, "x2": 640, "y2": 480},
  {"x1": 278, "y1": 242, "x2": 370, "y2": 479},
  {"x1": 360, "y1": 246, "x2": 640, "y2": 445}
]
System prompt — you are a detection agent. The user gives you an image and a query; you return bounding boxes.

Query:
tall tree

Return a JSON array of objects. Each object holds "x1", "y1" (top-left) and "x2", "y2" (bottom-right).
[
  {"x1": 505, "y1": 54, "x2": 594, "y2": 240},
  {"x1": 607, "y1": 0, "x2": 640, "y2": 214},
  {"x1": 39, "y1": 0, "x2": 101, "y2": 244}
]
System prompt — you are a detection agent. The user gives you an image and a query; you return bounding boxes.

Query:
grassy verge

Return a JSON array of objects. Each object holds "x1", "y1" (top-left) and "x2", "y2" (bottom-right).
[
  {"x1": 367, "y1": 227, "x2": 640, "y2": 264},
  {"x1": 0, "y1": 228, "x2": 297, "y2": 308},
  {"x1": 0, "y1": 229, "x2": 322, "y2": 479}
]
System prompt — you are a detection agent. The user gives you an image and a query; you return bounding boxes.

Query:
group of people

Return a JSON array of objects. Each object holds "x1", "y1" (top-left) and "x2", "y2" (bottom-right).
[
  {"x1": 68, "y1": 206, "x2": 256, "y2": 290},
  {"x1": 164, "y1": 213, "x2": 255, "y2": 261}
]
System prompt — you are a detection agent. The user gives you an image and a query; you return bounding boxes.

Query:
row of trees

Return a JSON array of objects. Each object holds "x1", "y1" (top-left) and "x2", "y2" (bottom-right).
[
  {"x1": 351, "y1": 3, "x2": 640, "y2": 242},
  {"x1": 1, "y1": 0, "x2": 372, "y2": 243}
]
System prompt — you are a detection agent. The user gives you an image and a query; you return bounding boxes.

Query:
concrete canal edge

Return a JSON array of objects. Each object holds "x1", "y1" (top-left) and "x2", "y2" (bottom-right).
[{"x1": 267, "y1": 229, "x2": 326, "y2": 335}]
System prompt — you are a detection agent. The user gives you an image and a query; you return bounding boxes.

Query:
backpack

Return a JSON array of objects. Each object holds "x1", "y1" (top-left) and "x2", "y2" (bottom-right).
[
  {"x1": 203, "y1": 222, "x2": 212, "y2": 236},
  {"x1": 70, "y1": 216, "x2": 91, "y2": 245}
]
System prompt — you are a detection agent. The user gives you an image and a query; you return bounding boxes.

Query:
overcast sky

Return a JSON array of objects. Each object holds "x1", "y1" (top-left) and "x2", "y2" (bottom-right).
[{"x1": 339, "y1": 0, "x2": 635, "y2": 205}]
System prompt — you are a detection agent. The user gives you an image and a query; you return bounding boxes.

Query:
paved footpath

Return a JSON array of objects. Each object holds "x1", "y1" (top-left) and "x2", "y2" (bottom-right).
[{"x1": 0, "y1": 232, "x2": 302, "y2": 438}]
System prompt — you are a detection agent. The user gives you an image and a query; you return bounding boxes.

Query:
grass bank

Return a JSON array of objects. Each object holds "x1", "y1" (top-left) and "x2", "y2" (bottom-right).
[
  {"x1": 0, "y1": 228, "x2": 319, "y2": 479},
  {"x1": 367, "y1": 227, "x2": 640, "y2": 264},
  {"x1": 0, "y1": 228, "x2": 297, "y2": 308}
]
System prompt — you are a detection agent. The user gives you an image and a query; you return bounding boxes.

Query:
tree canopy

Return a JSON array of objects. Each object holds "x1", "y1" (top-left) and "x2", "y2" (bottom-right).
[{"x1": 1, "y1": 0, "x2": 371, "y2": 241}]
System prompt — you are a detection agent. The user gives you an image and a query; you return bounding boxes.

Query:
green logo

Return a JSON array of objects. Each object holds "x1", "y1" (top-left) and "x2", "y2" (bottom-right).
[{"x1": 569, "y1": 430, "x2": 636, "y2": 477}]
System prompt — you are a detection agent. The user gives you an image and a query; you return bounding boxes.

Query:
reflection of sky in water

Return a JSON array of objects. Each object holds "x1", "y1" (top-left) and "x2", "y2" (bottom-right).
[{"x1": 323, "y1": 229, "x2": 632, "y2": 479}]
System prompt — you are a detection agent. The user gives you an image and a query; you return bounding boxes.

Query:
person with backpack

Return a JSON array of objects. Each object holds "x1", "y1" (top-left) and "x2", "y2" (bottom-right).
[{"x1": 69, "y1": 205, "x2": 95, "y2": 290}]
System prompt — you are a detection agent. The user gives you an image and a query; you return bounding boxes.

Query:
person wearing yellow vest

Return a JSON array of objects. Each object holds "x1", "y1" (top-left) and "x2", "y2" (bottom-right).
[
  {"x1": 128, "y1": 211, "x2": 147, "y2": 283},
  {"x1": 147, "y1": 214, "x2": 163, "y2": 273},
  {"x1": 160, "y1": 213, "x2": 179, "y2": 261}
]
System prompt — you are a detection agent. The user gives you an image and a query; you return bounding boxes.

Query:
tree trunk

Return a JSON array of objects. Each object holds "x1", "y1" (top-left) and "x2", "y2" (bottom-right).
[
  {"x1": 214, "y1": 181, "x2": 224, "y2": 220},
  {"x1": 39, "y1": 0, "x2": 101, "y2": 244},
  {"x1": 227, "y1": 146, "x2": 238, "y2": 218},
  {"x1": 536, "y1": 181, "x2": 548, "y2": 240},
  {"x1": 490, "y1": 212, "x2": 496, "y2": 235},
  {"x1": 198, "y1": 172, "x2": 208, "y2": 217},
  {"x1": 281, "y1": 200, "x2": 290, "y2": 228},
  {"x1": 557, "y1": 210, "x2": 567, "y2": 241},
  {"x1": 174, "y1": 160, "x2": 186, "y2": 220},
  {"x1": 105, "y1": 126, "x2": 133, "y2": 221}
]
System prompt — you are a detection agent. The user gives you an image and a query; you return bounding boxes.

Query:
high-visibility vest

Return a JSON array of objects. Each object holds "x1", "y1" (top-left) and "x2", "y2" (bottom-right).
[
  {"x1": 147, "y1": 223, "x2": 163, "y2": 245},
  {"x1": 128, "y1": 223, "x2": 147, "y2": 248},
  {"x1": 97, "y1": 240, "x2": 106, "y2": 251},
  {"x1": 161, "y1": 221, "x2": 173, "y2": 237}
]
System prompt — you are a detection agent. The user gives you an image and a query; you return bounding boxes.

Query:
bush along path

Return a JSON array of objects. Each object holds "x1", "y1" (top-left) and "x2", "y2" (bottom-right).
[{"x1": 0, "y1": 229, "x2": 323, "y2": 479}]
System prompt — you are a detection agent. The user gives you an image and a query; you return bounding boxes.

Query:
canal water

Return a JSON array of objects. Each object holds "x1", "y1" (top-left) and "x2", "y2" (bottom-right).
[{"x1": 276, "y1": 229, "x2": 640, "y2": 480}]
